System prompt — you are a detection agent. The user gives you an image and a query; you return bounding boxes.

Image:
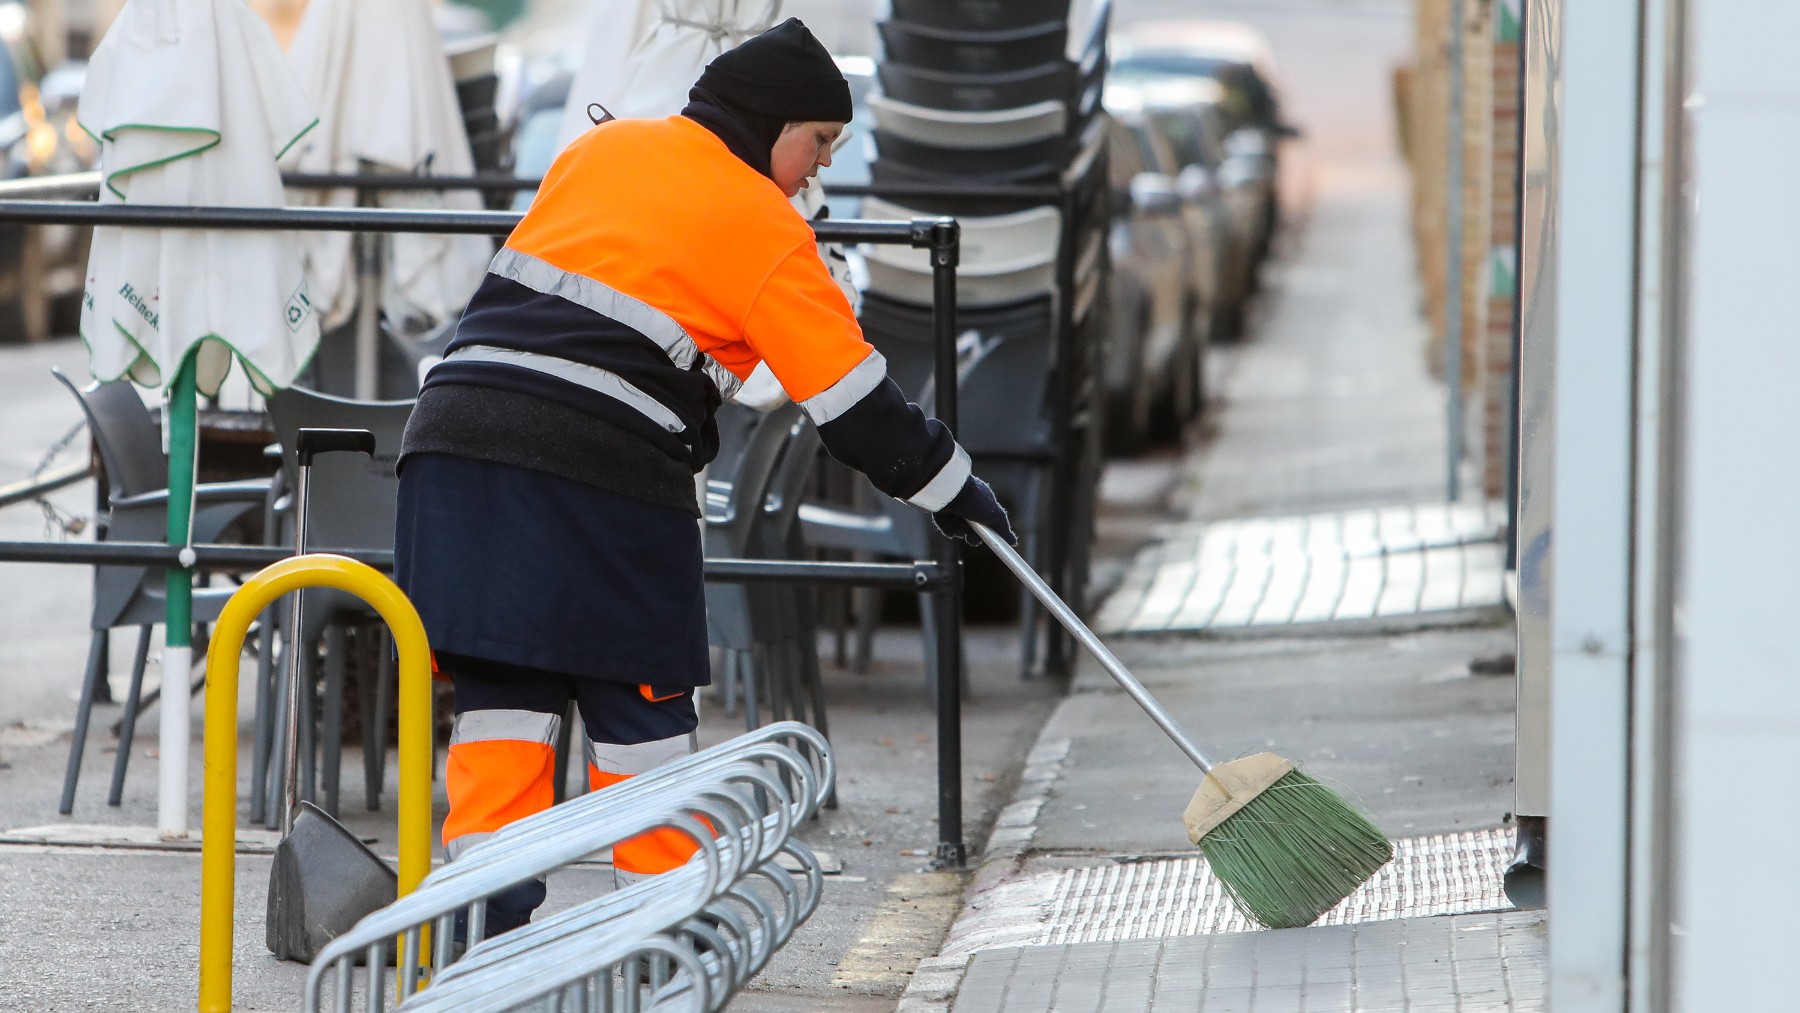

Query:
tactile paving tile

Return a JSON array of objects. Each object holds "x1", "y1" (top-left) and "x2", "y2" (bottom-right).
[
  {"x1": 1033, "y1": 827, "x2": 1513, "y2": 947},
  {"x1": 1096, "y1": 502, "x2": 1508, "y2": 635}
]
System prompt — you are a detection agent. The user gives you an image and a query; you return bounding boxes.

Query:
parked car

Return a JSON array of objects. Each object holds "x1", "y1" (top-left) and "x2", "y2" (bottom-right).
[
  {"x1": 1113, "y1": 74, "x2": 1261, "y2": 339},
  {"x1": 0, "y1": 2, "x2": 96, "y2": 342},
  {"x1": 1112, "y1": 21, "x2": 1298, "y2": 272},
  {"x1": 1098, "y1": 109, "x2": 1195, "y2": 452}
]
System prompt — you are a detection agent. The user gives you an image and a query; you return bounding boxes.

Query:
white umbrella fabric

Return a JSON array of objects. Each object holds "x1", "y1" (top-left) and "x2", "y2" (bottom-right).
[
  {"x1": 552, "y1": 0, "x2": 662, "y2": 151},
  {"x1": 77, "y1": 0, "x2": 321, "y2": 836},
  {"x1": 286, "y1": 0, "x2": 490, "y2": 337},
  {"x1": 80, "y1": 0, "x2": 321, "y2": 397},
  {"x1": 554, "y1": 0, "x2": 781, "y2": 149}
]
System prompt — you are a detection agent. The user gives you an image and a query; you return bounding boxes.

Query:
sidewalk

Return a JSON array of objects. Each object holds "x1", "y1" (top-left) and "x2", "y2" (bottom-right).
[{"x1": 896, "y1": 98, "x2": 1536, "y2": 1011}]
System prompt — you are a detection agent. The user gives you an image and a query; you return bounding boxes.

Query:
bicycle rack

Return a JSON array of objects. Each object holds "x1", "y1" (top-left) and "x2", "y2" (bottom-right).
[{"x1": 304, "y1": 721, "x2": 833, "y2": 1012}]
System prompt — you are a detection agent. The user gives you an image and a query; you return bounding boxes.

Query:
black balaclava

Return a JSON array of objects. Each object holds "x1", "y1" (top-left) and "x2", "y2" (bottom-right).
[{"x1": 680, "y1": 18, "x2": 853, "y2": 179}]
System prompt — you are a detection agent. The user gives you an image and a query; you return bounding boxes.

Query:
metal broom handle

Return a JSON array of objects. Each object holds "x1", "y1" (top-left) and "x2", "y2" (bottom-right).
[
  {"x1": 280, "y1": 429, "x2": 377, "y2": 835},
  {"x1": 279, "y1": 456, "x2": 311, "y2": 836},
  {"x1": 974, "y1": 524, "x2": 1219, "y2": 773}
]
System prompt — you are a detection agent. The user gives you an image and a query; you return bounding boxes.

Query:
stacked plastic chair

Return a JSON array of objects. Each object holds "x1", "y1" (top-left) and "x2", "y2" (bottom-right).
[{"x1": 841, "y1": 0, "x2": 1113, "y2": 673}]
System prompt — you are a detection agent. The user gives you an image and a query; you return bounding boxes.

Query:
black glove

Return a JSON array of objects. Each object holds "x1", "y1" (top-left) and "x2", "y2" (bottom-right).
[{"x1": 933, "y1": 476, "x2": 1017, "y2": 546}]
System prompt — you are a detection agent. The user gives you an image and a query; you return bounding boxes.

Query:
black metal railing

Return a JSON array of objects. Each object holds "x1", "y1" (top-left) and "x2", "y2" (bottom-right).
[{"x1": 0, "y1": 186, "x2": 974, "y2": 866}]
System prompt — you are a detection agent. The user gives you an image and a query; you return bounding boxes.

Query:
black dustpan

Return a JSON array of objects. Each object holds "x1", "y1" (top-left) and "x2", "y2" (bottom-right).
[
  {"x1": 265, "y1": 428, "x2": 391, "y2": 963},
  {"x1": 266, "y1": 800, "x2": 397, "y2": 962}
]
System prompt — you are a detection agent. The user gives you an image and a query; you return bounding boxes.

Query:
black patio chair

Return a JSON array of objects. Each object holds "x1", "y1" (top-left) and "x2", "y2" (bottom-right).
[
  {"x1": 878, "y1": 17, "x2": 1069, "y2": 75},
  {"x1": 889, "y1": 0, "x2": 1073, "y2": 33},
  {"x1": 51, "y1": 369, "x2": 272, "y2": 814},
  {"x1": 704, "y1": 401, "x2": 828, "y2": 737},
  {"x1": 878, "y1": 60, "x2": 1074, "y2": 113},
  {"x1": 872, "y1": 130, "x2": 1070, "y2": 184}
]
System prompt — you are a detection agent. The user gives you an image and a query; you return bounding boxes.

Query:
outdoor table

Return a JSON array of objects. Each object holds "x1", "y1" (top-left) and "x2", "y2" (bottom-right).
[{"x1": 146, "y1": 405, "x2": 279, "y2": 485}]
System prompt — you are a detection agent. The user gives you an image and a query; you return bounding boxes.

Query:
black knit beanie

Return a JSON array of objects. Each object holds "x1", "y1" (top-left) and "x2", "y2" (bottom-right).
[{"x1": 693, "y1": 18, "x2": 853, "y2": 125}]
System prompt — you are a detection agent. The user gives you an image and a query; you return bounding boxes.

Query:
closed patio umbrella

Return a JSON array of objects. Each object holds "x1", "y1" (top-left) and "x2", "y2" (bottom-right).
[
  {"x1": 552, "y1": 0, "x2": 661, "y2": 151},
  {"x1": 78, "y1": 0, "x2": 321, "y2": 836},
  {"x1": 555, "y1": 0, "x2": 781, "y2": 149},
  {"x1": 286, "y1": 0, "x2": 491, "y2": 391}
]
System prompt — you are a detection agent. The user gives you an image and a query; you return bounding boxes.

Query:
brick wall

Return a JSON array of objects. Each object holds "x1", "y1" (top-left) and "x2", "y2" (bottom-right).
[
  {"x1": 1482, "y1": 4, "x2": 1521, "y2": 501},
  {"x1": 1400, "y1": 0, "x2": 1519, "y2": 500}
]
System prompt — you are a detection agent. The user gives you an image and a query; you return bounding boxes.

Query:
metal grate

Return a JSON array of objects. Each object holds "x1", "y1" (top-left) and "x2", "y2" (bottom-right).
[{"x1": 1034, "y1": 827, "x2": 1513, "y2": 946}]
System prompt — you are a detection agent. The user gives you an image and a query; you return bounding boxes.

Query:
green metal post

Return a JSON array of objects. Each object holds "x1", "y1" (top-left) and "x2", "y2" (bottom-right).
[{"x1": 159, "y1": 352, "x2": 196, "y2": 837}]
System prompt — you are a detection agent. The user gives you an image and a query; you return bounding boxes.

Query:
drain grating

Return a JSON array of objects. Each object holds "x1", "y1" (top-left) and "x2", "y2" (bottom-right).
[
  {"x1": 948, "y1": 827, "x2": 1515, "y2": 955},
  {"x1": 1040, "y1": 827, "x2": 1513, "y2": 944}
]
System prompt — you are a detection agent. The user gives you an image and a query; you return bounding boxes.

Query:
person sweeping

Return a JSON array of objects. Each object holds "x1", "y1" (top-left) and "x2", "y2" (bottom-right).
[{"x1": 393, "y1": 18, "x2": 1015, "y2": 940}]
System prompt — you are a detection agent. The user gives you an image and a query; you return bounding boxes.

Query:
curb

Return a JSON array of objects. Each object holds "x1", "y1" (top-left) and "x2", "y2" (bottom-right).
[{"x1": 894, "y1": 737, "x2": 1071, "y2": 1010}]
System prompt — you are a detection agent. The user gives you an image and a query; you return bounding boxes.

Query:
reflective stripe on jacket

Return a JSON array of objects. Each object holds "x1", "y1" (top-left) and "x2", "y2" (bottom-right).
[{"x1": 424, "y1": 114, "x2": 969, "y2": 510}]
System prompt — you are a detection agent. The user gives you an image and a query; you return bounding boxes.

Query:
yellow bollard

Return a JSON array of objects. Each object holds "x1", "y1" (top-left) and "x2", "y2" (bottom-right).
[{"x1": 197, "y1": 554, "x2": 434, "y2": 1013}]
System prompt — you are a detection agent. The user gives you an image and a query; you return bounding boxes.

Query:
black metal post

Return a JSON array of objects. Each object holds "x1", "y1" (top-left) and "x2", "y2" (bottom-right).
[
  {"x1": 921, "y1": 217, "x2": 966, "y2": 870},
  {"x1": 1042, "y1": 168, "x2": 1088, "y2": 677}
]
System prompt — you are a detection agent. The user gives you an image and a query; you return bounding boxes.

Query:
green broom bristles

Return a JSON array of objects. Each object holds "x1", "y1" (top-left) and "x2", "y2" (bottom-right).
[{"x1": 1195, "y1": 768, "x2": 1394, "y2": 929}]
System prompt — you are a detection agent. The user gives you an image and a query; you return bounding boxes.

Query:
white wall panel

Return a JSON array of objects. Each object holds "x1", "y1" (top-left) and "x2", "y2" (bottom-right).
[{"x1": 1673, "y1": 24, "x2": 1800, "y2": 1000}]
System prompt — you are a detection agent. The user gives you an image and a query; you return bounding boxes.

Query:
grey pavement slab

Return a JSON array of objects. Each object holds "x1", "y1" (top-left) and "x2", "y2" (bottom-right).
[
  {"x1": 1183, "y1": 173, "x2": 1447, "y2": 522},
  {"x1": 0, "y1": 626, "x2": 1064, "y2": 1011},
  {"x1": 0, "y1": 336, "x2": 108, "y2": 731},
  {"x1": 1163, "y1": 0, "x2": 1445, "y2": 528},
  {"x1": 938, "y1": 911, "x2": 1546, "y2": 1013},
  {"x1": 1031, "y1": 624, "x2": 1516, "y2": 856}
]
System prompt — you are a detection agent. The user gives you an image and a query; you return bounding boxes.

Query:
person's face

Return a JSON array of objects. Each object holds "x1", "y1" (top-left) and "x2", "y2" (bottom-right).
[{"x1": 771, "y1": 121, "x2": 843, "y2": 198}]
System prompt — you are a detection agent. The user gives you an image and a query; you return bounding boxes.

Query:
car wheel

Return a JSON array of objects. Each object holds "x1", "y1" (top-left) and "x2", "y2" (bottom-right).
[
  {"x1": 1190, "y1": 320, "x2": 1210, "y2": 416},
  {"x1": 1106, "y1": 388, "x2": 1149, "y2": 456},
  {"x1": 1104, "y1": 303, "x2": 1153, "y2": 456},
  {"x1": 1149, "y1": 308, "x2": 1205, "y2": 443},
  {"x1": 1212, "y1": 302, "x2": 1246, "y2": 344}
]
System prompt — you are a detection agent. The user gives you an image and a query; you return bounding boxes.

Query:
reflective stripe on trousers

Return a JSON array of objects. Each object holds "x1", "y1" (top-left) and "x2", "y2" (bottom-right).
[
  {"x1": 588, "y1": 733, "x2": 704, "y2": 878},
  {"x1": 442, "y1": 709, "x2": 561, "y2": 861},
  {"x1": 442, "y1": 707, "x2": 704, "y2": 879}
]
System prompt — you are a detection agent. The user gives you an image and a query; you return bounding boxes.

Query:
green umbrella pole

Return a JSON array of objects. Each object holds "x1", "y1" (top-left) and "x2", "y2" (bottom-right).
[{"x1": 158, "y1": 353, "x2": 197, "y2": 838}]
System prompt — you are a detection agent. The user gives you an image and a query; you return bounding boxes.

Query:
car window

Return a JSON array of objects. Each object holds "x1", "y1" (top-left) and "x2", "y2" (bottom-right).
[
  {"x1": 1241, "y1": 68, "x2": 1279, "y2": 127},
  {"x1": 1112, "y1": 54, "x2": 1226, "y2": 82},
  {"x1": 1150, "y1": 108, "x2": 1209, "y2": 169},
  {"x1": 1211, "y1": 67, "x2": 1257, "y2": 134},
  {"x1": 1116, "y1": 53, "x2": 1282, "y2": 135}
]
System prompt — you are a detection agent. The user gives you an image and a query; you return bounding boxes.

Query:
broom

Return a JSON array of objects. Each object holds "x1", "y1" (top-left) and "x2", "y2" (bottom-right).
[{"x1": 974, "y1": 524, "x2": 1393, "y2": 929}]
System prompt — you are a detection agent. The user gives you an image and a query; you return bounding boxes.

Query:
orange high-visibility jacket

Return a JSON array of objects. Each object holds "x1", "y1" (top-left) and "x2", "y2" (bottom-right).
[{"x1": 425, "y1": 114, "x2": 971, "y2": 512}]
